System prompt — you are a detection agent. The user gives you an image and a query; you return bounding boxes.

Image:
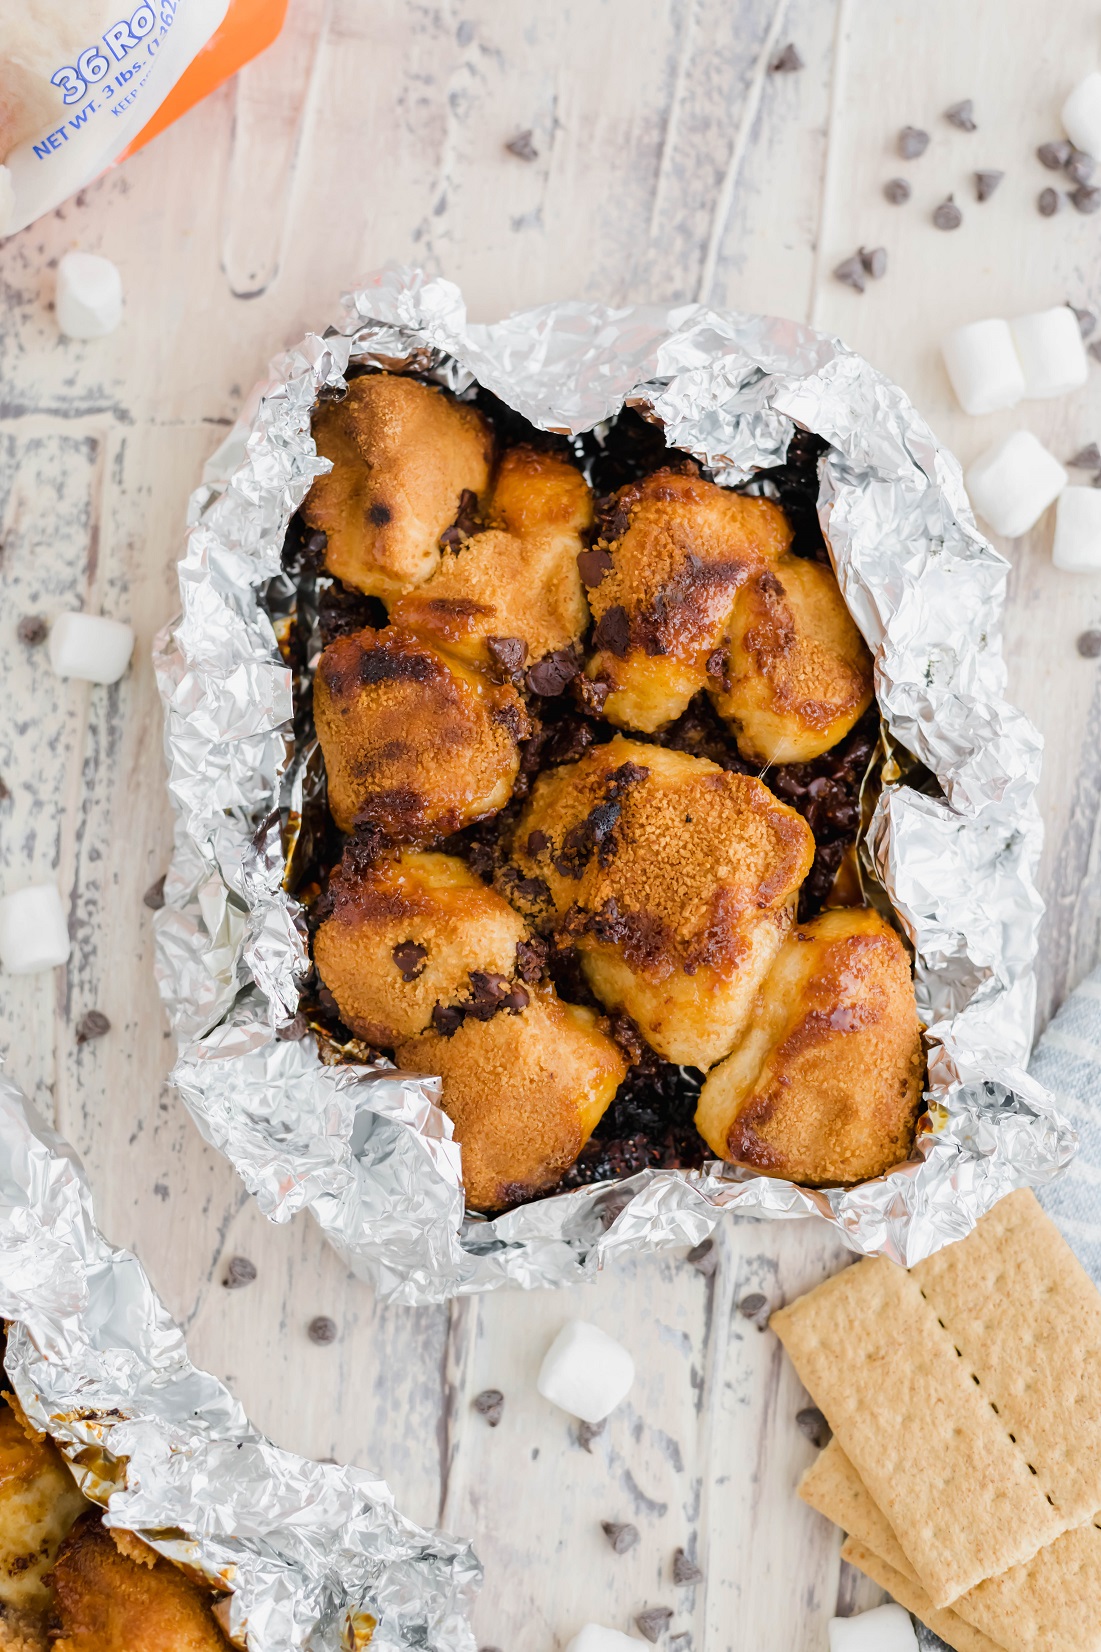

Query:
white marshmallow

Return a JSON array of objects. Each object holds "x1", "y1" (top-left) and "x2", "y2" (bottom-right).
[
  {"x1": 0, "y1": 885, "x2": 71, "y2": 975},
  {"x1": 827, "y1": 1603, "x2": 918, "y2": 1652},
  {"x1": 48, "y1": 612, "x2": 134, "y2": 684},
  {"x1": 965, "y1": 430, "x2": 1067, "y2": 538},
  {"x1": 1010, "y1": 306, "x2": 1088, "y2": 399},
  {"x1": 565, "y1": 1627, "x2": 646, "y2": 1652},
  {"x1": 536, "y1": 1319, "x2": 635, "y2": 1424},
  {"x1": 56, "y1": 251, "x2": 123, "y2": 339},
  {"x1": 1062, "y1": 71, "x2": 1101, "y2": 159},
  {"x1": 1052, "y1": 486, "x2": 1101, "y2": 572},
  {"x1": 941, "y1": 318, "x2": 1025, "y2": 414}
]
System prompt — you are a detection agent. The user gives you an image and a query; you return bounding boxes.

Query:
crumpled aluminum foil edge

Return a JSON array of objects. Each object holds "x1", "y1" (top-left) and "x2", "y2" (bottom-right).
[
  {"x1": 0, "y1": 1067, "x2": 480, "y2": 1650},
  {"x1": 154, "y1": 264, "x2": 1076, "y2": 1308}
]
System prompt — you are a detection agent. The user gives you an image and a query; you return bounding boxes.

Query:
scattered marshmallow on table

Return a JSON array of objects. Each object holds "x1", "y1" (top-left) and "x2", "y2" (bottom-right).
[
  {"x1": 55, "y1": 251, "x2": 123, "y2": 339},
  {"x1": 1063, "y1": 72, "x2": 1101, "y2": 160},
  {"x1": 827, "y1": 1603, "x2": 918, "y2": 1652},
  {"x1": 565, "y1": 1626, "x2": 646, "y2": 1652},
  {"x1": 1010, "y1": 306, "x2": 1088, "y2": 399},
  {"x1": 1052, "y1": 486, "x2": 1101, "y2": 572},
  {"x1": 536, "y1": 1319, "x2": 635, "y2": 1423},
  {"x1": 48, "y1": 612, "x2": 134, "y2": 684},
  {"x1": 0, "y1": 885, "x2": 71, "y2": 975},
  {"x1": 941, "y1": 318, "x2": 1025, "y2": 414},
  {"x1": 965, "y1": 430, "x2": 1067, "y2": 539}
]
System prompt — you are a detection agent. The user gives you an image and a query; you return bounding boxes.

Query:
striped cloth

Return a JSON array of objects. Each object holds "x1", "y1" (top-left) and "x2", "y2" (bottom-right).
[{"x1": 913, "y1": 965, "x2": 1101, "y2": 1652}]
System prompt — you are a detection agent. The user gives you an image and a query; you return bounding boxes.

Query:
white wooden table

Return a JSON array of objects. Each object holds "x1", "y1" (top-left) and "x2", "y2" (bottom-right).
[{"x1": 3, "y1": 3, "x2": 1101, "y2": 1647}]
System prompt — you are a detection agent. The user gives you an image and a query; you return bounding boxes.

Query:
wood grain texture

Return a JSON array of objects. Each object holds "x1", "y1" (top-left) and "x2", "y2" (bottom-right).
[{"x1": 1, "y1": 1, "x2": 1099, "y2": 1646}]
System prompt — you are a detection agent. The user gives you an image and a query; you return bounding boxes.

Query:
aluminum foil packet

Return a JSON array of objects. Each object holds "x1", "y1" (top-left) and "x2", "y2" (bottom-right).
[
  {"x1": 0, "y1": 1068, "x2": 480, "y2": 1649},
  {"x1": 154, "y1": 264, "x2": 1076, "y2": 1306}
]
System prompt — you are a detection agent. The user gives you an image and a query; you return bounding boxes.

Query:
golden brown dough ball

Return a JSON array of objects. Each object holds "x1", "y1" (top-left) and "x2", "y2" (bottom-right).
[
  {"x1": 709, "y1": 556, "x2": 874, "y2": 763},
  {"x1": 0, "y1": 1405, "x2": 87, "y2": 1615},
  {"x1": 508, "y1": 738, "x2": 814, "y2": 1068},
  {"x1": 396, "y1": 988, "x2": 626, "y2": 1211},
  {"x1": 582, "y1": 468, "x2": 792, "y2": 732},
  {"x1": 695, "y1": 906, "x2": 924, "y2": 1184},
  {"x1": 314, "y1": 626, "x2": 530, "y2": 841},
  {"x1": 314, "y1": 851, "x2": 529, "y2": 1045},
  {"x1": 49, "y1": 1515, "x2": 229, "y2": 1652},
  {"x1": 390, "y1": 446, "x2": 592, "y2": 673},
  {"x1": 302, "y1": 374, "x2": 493, "y2": 599}
]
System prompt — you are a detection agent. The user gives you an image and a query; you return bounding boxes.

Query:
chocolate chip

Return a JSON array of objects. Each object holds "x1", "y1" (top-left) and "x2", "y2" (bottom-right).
[
  {"x1": 1070, "y1": 307, "x2": 1097, "y2": 339},
  {"x1": 224, "y1": 1255, "x2": 257, "y2": 1289},
  {"x1": 1067, "y1": 148, "x2": 1096, "y2": 185},
  {"x1": 796, "y1": 1406, "x2": 831, "y2": 1449},
  {"x1": 859, "y1": 245, "x2": 887, "y2": 279},
  {"x1": 1072, "y1": 184, "x2": 1101, "y2": 214},
  {"x1": 431, "y1": 1003, "x2": 465, "y2": 1037},
  {"x1": 526, "y1": 829, "x2": 550, "y2": 855},
  {"x1": 833, "y1": 254, "x2": 865, "y2": 292},
  {"x1": 575, "y1": 674, "x2": 611, "y2": 714},
  {"x1": 506, "y1": 129, "x2": 538, "y2": 161},
  {"x1": 17, "y1": 615, "x2": 47, "y2": 646},
  {"x1": 1038, "y1": 139, "x2": 1072, "y2": 169},
  {"x1": 945, "y1": 98, "x2": 976, "y2": 131},
  {"x1": 308, "y1": 1315, "x2": 338, "y2": 1345},
  {"x1": 672, "y1": 1549, "x2": 703, "y2": 1584},
  {"x1": 897, "y1": 126, "x2": 929, "y2": 160},
  {"x1": 737, "y1": 1292, "x2": 767, "y2": 1319},
  {"x1": 500, "y1": 984, "x2": 529, "y2": 1014},
  {"x1": 1069, "y1": 444, "x2": 1101, "y2": 469},
  {"x1": 602, "y1": 1520, "x2": 640, "y2": 1554},
  {"x1": 367, "y1": 501, "x2": 392, "y2": 526},
  {"x1": 770, "y1": 42, "x2": 802, "y2": 72},
  {"x1": 305, "y1": 529, "x2": 328, "y2": 559},
  {"x1": 576, "y1": 547, "x2": 614, "y2": 587},
  {"x1": 974, "y1": 169, "x2": 1003, "y2": 201},
  {"x1": 486, "y1": 635, "x2": 528, "y2": 682},
  {"x1": 592, "y1": 605, "x2": 630, "y2": 657},
  {"x1": 392, "y1": 940, "x2": 428, "y2": 982},
  {"x1": 578, "y1": 1418, "x2": 605, "y2": 1452},
  {"x1": 705, "y1": 649, "x2": 726, "y2": 679},
  {"x1": 883, "y1": 177, "x2": 911, "y2": 204},
  {"x1": 635, "y1": 1607, "x2": 673, "y2": 1643},
  {"x1": 75, "y1": 1010, "x2": 110, "y2": 1044},
  {"x1": 1077, "y1": 629, "x2": 1101, "y2": 658},
  {"x1": 514, "y1": 937, "x2": 548, "y2": 983},
  {"x1": 277, "y1": 1012, "x2": 309, "y2": 1041},
  {"x1": 933, "y1": 195, "x2": 962, "y2": 229},
  {"x1": 473, "y1": 1388, "x2": 504, "y2": 1427},
  {"x1": 466, "y1": 971, "x2": 510, "y2": 1019},
  {"x1": 1039, "y1": 187, "x2": 1062, "y2": 216},
  {"x1": 685, "y1": 1237, "x2": 717, "y2": 1276},
  {"x1": 526, "y1": 649, "x2": 580, "y2": 696}
]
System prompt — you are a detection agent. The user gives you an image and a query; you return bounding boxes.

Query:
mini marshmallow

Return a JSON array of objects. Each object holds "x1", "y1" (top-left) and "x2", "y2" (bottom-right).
[
  {"x1": 56, "y1": 251, "x2": 123, "y2": 339},
  {"x1": 941, "y1": 318, "x2": 1025, "y2": 414},
  {"x1": 48, "y1": 612, "x2": 134, "y2": 684},
  {"x1": 0, "y1": 885, "x2": 71, "y2": 975},
  {"x1": 1010, "y1": 306, "x2": 1088, "y2": 399},
  {"x1": 965, "y1": 430, "x2": 1067, "y2": 538},
  {"x1": 827, "y1": 1603, "x2": 918, "y2": 1652},
  {"x1": 1062, "y1": 72, "x2": 1101, "y2": 160},
  {"x1": 565, "y1": 1627, "x2": 646, "y2": 1652},
  {"x1": 536, "y1": 1319, "x2": 635, "y2": 1424},
  {"x1": 1052, "y1": 486, "x2": 1101, "y2": 572}
]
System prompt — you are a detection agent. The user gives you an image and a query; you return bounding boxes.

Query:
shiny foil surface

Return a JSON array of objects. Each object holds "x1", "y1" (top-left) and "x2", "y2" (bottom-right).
[
  {"x1": 154, "y1": 266, "x2": 1076, "y2": 1306},
  {"x1": 0, "y1": 1070, "x2": 480, "y2": 1649}
]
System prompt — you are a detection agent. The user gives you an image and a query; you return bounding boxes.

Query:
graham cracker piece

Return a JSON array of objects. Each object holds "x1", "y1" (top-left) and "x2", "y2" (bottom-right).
[
  {"x1": 771, "y1": 1247, "x2": 1065, "y2": 1604},
  {"x1": 802, "y1": 1440, "x2": 1101, "y2": 1652},
  {"x1": 842, "y1": 1537, "x2": 1004, "y2": 1652}
]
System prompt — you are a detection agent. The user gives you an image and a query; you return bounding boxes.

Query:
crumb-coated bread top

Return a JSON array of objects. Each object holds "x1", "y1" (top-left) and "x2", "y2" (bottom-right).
[
  {"x1": 396, "y1": 988, "x2": 626, "y2": 1212},
  {"x1": 0, "y1": 1405, "x2": 88, "y2": 1614},
  {"x1": 506, "y1": 738, "x2": 815, "y2": 1067},
  {"x1": 314, "y1": 850, "x2": 530, "y2": 1045},
  {"x1": 302, "y1": 375, "x2": 493, "y2": 599},
  {"x1": 50, "y1": 1516, "x2": 229, "y2": 1652},
  {"x1": 583, "y1": 468, "x2": 792, "y2": 732},
  {"x1": 695, "y1": 907, "x2": 924, "y2": 1185},
  {"x1": 314, "y1": 626, "x2": 530, "y2": 840},
  {"x1": 390, "y1": 446, "x2": 593, "y2": 670},
  {"x1": 709, "y1": 556, "x2": 874, "y2": 763}
]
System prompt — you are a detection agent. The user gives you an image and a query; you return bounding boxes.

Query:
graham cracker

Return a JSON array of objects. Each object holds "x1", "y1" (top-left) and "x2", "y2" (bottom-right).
[
  {"x1": 842, "y1": 1537, "x2": 1004, "y2": 1652},
  {"x1": 802, "y1": 1440, "x2": 1101, "y2": 1652}
]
